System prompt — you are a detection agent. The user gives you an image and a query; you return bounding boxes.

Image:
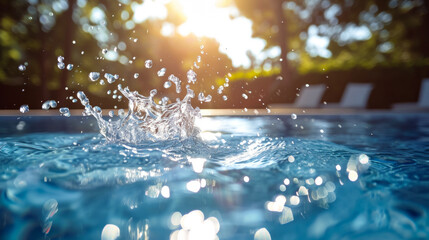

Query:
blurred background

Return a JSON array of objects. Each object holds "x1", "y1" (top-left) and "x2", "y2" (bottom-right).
[{"x1": 1, "y1": 0, "x2": 428, "y2": 110}]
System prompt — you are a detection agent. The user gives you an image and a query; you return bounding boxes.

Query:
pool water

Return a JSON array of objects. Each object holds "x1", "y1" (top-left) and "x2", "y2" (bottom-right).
[{"x1": 0, "y1": 114, "x2": 428, "y2": 239}]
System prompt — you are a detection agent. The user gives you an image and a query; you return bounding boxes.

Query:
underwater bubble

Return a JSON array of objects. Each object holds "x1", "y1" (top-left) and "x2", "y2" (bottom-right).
[
  {"x1": 134, "y1": 73, "x2": 139, "y2": 79},
  {"x1": 57, "y1": 62, "x2": 65, "y2": 69},
  {"x1": 187, "y1": 70, "x2": 197, "y2": 84},
  {"x1": 101, "y1": 224, "x2": 120, "y2": 240},
  {"x1": 222, "y1": 95, "x2": 228, "y2": 101},
  {"x1": 291, "y1": 113, "x2": 297, "y2": 120},
  {"x1": 18, "y1": 64, "x2": 26, "y2": 71},
  {"x1": 57, "y1": 56, "x2": 64, "y2": 62},
  {"x1": 105, "y1": 73, "x2": 116, "y2": 84},
  {"x1": 59, "y1": 107, "x2": 71, "y2": 117},
  {"x1": 16, "y1": 121, "x2": 25, "y2": 131},
  {"x1": 145, "y1": 60, "x2": 152, "y2": 68},
  {"x1": 19, "y1": 105, "x2": 29, "y2": 113},
  {"x1": 242, "y1": 93, "x2": 248, "y2": 99},
  {"x1": 42, "y1": 199, "x2": 58, "y2": 221},
  {"x1": 254, "y1": 228, "x2": 271, "y2": 240},
  {"x1": 66, "y1": 64, "x2": 73, "y2": 71},
  {"x1": 89, "y1": 72, "x2": 100, "y2": 81},
  {"x1": 157, "y1": 67, "x2": 166, "y2": 77},
  {"x1": 164, "y1": 81, "x2": 172, "y2": 88}
]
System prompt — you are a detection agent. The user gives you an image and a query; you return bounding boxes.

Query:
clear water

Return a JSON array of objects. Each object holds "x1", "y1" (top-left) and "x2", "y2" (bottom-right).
[{"x1": 0, "y1": 114, "x2": 428, "y2": 239}]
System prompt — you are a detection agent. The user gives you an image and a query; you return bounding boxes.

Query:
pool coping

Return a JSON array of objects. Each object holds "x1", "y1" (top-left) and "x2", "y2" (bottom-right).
[{"x1": 1, "y1": 108, "x2": 428, "y2": 116}]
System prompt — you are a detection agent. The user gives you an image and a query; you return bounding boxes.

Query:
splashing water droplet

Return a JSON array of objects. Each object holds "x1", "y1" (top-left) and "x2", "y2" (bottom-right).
[
  {"x1": 105, "y1": 73, "x2": 116, "y2": 84},
  {"x1": 150, "y1": 89, "x2": 157, "y2": 97},
  {"x1": 59, "y1": 107, "x2": 71, "y2": 117},
  {"x1": 42, "y1": 101, "x2": 51, "y2": 110},
  {"x1": 242, "y1": 93, "x2": 248, "y2": 99},
  {"x1": 222, "y1": 95, "x2": 228, "y2": 101},
  {"x1": 89, "y1": 72, "x2": 100, "y2": 81},
  {"x1": 187, "y1": 70, "x2": 197, "y2": 84},
  {"x1": 18, "y1": 65, "x2": 26, "y2": 71},
  {"x1": 108, "y1": 110, "x2": 114, "y2": 117},
  {"x1": 134, "y1": 73, "x2": 139, "y2": 79},
  {"x1": 57, "y1": 56, "x2": 64, "y2": 63},
  {"x1": 20, "y1": 105, "x2": 29, "y2": 113},
  {"x1": 291, "y1": 113, "x2": 297, "y2": 120},
  {"x1": 168, "y1": 74, "x2": 181, "y2": 93},
  {"x1": 157, "y1": 67, "x2": 166, "y2": 77},
  {"x1": 164, "y1": 81, "x2": 172, "y2": 88},
  {"x1": 217, "y1": 86, "x2": 224, "y2": 94},
  {"x1": 49, "y1": 100, "x2": 57, "y2": 108},
  {"x1": 145, "y1": 60, "x2": 152, "y2": 68},
  {"x1": 66, "y1": 64, "x2": 73, "y2": 71},
  {"x1": 197, "y1": 56, "x2": 201, "y2": 63},
  {"x1": 102, "y1": 49, "x2": 108, "y2": 54},
  {"x1": 276, "y1": 76, "x2": 283, "y2": 81},
  {"x1": 57, "y1": 62, "x2": 65, "y2": 70}
]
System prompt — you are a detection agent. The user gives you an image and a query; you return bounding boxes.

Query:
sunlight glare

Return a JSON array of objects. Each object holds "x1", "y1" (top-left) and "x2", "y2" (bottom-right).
[{"x1": 176, "y1": 0, "x2": 266, "y2": 68}]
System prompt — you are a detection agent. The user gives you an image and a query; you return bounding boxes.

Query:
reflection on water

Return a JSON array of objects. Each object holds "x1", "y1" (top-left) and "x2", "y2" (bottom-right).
[{"x1": 0, "y1": 114, "x2": 428, "y2": 239}]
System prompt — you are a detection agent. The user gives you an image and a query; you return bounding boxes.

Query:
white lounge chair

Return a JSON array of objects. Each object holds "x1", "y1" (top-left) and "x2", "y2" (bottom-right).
[
  {"x1": 324, "y1": 83, "x2": 373, "y2": 108},
  {"x1": 270, "y1": 84, "x2": 326, "y2": 108},
  {"x1": 392, "y1": 78, "x2": 429, "y2": 110}
]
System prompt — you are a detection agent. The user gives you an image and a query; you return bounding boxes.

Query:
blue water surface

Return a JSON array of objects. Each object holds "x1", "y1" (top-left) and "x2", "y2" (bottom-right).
[{"x1": 0, "y1": 113, "x2": 428, "y2": 240}]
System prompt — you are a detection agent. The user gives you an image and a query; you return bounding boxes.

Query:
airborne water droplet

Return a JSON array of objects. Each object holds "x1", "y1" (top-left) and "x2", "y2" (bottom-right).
[
  {"x1": 104, "y1": 73, "x2": 116, "y2": 84},
  {"x1": 157, "y1": 68, "x2": 166, "y2": 77},
  {"x1": 187, "y1": 70, "x2": 197, "y2": 84},
  {"x1": 59, "y1": 107, "x2": 71, "y2": 117},
  {"x1": 89, "y1": 72, "x2": 100, "y2": 81},
  {"x1": 57, "y1": 62, "x2": 65, "y2": 70},
  {"x1": 134, "y1": 73, "x2": 139, "y2": 79},
  {"x1": 222, "y1": 95, "x2": 228, "y2": 101},
  {"x1": 18, "y1": 65, "x2": 26, "y2": 71},
  {"x1": 145, "y1": 60, "x2": 152, "y2": 68},
  {"x1": 164, "y1": 81, "x2": 171, "y2": 88},
  {"x1": 66, "y1": 64, "x2": 73, "y2": 71},
  {"x1": 20, "y1": 105, "x2": 29, "y2": 113},
  {"x1": 242, "y1": 93, "x2": 248, "y2": 99},
  {"x1": 291, "y1": 113, "x2": 297, "y2": 120},
  {"x1": 57, "y1": 56, "x2": 64, "y2": 63}
]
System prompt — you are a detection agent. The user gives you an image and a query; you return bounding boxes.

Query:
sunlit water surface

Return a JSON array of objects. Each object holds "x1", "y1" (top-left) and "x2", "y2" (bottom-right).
[{"x1": 0, "y1": 114, "x2": 428, "y2": 240}]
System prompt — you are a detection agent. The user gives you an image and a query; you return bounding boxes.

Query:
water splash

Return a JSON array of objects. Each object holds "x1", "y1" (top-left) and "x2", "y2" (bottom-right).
[{"x1": 77, "y1": 84, "x2": 201, "y2": 143}]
